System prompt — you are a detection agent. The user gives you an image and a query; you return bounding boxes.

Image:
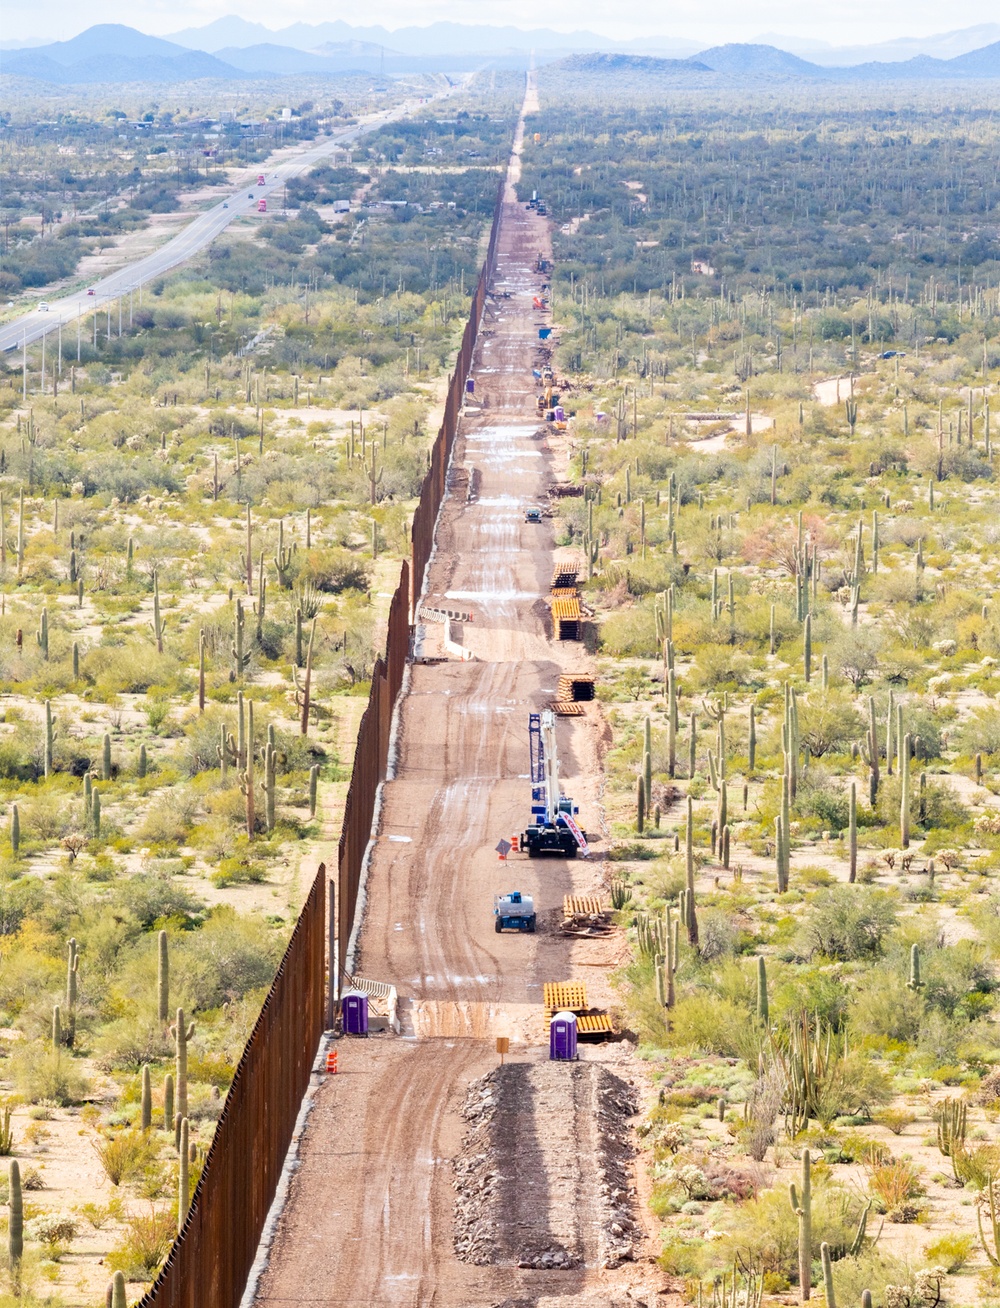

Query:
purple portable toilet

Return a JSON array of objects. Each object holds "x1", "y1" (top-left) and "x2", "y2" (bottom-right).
[
  {"x1": 549, "y1": 1011, "x2": 578, "y2": 1061},
  {"x1": 554, "y1": 406, "x2": 565, "y2": 421},
  {"x1": 342, "y1": 988, "x2": 369, "y2": 1037},
  {"x1": 465, "y1": 377, "x2": 475, "y2": 394}
]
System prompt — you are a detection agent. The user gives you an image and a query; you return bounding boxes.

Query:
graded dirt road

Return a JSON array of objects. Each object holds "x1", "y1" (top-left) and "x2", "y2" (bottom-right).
[{"x1": 253, "y1": 82, "x2": 661, "y2": 1308}]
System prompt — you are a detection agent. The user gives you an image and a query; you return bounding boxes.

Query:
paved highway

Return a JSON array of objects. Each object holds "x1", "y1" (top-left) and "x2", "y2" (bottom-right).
[{"x1": 0, "y1": 94, "x2": 441, "y2": 355}]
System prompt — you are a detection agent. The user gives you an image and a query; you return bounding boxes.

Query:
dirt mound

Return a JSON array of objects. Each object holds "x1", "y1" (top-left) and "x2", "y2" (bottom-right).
[{"x1": 454, "y1": 1062, "x2": 640, "y2": 1271}]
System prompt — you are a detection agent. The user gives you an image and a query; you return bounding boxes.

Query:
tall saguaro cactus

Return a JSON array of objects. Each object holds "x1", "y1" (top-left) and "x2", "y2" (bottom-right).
[
  {"x1": 170, "y1": 1008, "x2": 195, "y2": 1122},
  {"x1": 66, "y1": 937, "x2": 79, "y2": 1046},
  {"x1": 789, "y1": 1148, "x2": 812, "y2": 1302},
  {"x1": 158, "y1": 929, "x2": 169, "y2": 1023},
  {"x1": 685, "y1": 797, "x2": 699, "y2": 947}
]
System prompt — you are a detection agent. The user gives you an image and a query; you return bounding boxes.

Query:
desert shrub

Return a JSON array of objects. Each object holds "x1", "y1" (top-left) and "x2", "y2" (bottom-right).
[
  {"x1": 873, "y1": 1108, "x2": 917, "y2": 1136},
  {"x1": 865, "y1": 1157, "x2": 923, "y2": 1220},
  {"x1": 107, "y1": 1204, "x2": 175, "y2": 1277},
  {"x1": 666, "y1": 993, "x2": 751, "y2": 1057},
  {"x1": 718, "y1": 1174, "x2": 867, "y2": 1279},
  {"x1": 830, "y1": 1250, "x2": 918, "y2": 1308},
  {"x1": 799, "y1": 886, "x2": 898, "y2": 960},
  {"x1": 178, "y1": 907, "x2": 283, "y2": 1009},
  {"x1": 599, "y1": 606, "x2": 658, "y2": 658},
  {"x1": 955, "y1": 706, "x2": 1000, "y2": 757},
  {"x1": 133, "y1": 791, "x2": 199, "y2": 847},
  {"x1": 114, "y1": 875, "x2": 205, "y2": 930},
  {"x1": 301, "y1": 546, "x2": 370, "y2": 593},
  {"x1": 9, "y1": 1046, "x2": 90, "y2": 1105},
  {"x1": 94, "y1": 1128, "x2": 159, "y2": 1186},
  {"x1": 794, "y1": 769, "x2": 849, "y2": 830},
  {"x1": 690, "y1": 644, "x2": 756, "y2": 691},
  {"x1": 93, "y1": 1017, "x2": 171, "y2": 1073},
  {"x1": 796, "y1": 695, "x2": 864, "y2": 758},
  {"x1": 923, "y1": 1232, "x2": 976, "y2": 1272},
  {"x1": 850, "y1": 969, "x2": 924, "y2": 1043},
  {"x1": 24, "y1": 1214, "x2": 78, "y2": 1253},
  {"x1": 697, "y1": 909, "x2": 739, "y2": 961}
]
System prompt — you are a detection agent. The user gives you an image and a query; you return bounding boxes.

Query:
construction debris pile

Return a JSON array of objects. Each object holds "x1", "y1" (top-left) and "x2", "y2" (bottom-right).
[{"x1": 453, "y1": 1065, "x2": 640, "y2": 1271}]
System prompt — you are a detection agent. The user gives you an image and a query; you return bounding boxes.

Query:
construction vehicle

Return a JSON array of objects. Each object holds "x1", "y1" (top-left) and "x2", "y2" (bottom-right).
[
  {"x1": 494, "y1": 890, "x2": 536, "y2": 933},
  {"x1": 523, "y1": 710, "x2": 589, "y2": 858}
]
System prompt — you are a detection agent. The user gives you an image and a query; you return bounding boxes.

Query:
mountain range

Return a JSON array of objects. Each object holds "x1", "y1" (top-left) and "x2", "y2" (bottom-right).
[{"x1": 3, "y1": 22, "x2": 1000, "y2": 86}]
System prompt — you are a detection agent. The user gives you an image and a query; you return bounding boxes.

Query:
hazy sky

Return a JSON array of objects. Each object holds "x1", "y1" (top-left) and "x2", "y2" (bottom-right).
[{"x1": 8, "y1": 0, "x2": 1000, "y2": 43}]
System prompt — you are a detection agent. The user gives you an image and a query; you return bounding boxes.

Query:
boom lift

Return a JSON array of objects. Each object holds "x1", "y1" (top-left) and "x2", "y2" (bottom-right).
[{"x1": 522, "y1": 710, "x2": 589, "y2": 857}]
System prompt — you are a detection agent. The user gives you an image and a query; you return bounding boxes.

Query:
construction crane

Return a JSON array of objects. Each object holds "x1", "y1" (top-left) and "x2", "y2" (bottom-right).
[{"x1": 522, "y1": 710, "x2": 589, "y2": 858}]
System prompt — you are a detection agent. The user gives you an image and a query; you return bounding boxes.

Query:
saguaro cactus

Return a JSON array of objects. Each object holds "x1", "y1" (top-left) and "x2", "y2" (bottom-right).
[
  {"x1": 11, "y1": 803, "x2": 19, "y2": 855},
  {"x1": 178, "y1": 1116, "x2": 190, "y2": 1231},
  {"x1": 789, "y1": 1148, "x2": 812, "y2": 1301},
  {"x1": 900, "y1": 730, "x2": 912, "y2": 849},
  {"x1": 66, "y1": 937, "x2": 79, "y2": 1046},
  {"x1": 44, "y1": 700, "x2": 55, "y2": 778},
  {"x1": 239, "y1": 700, "x2": 256, "y2": 837},
  {"x1": 685, "y1": 797, "x2": 699, "y2": 947},
  {"x1": 36, "y1": 606, "x2": 49, "y2": 661},
  {"x1": 907, "y1": 943, "x2": 923, "y2": 991},
  {"x1": 158, "y1": 929, "x2": 169, "y2": 1023},
  {"x1": 636, "y1": 774, "x2": 645, "y2": 834},
  {"x1": 110, "y1": 1271, "x2": 127, "y2": 1308},
  {"x1": 151, "y1": 572, "x2": 166, "y2": 653},
  {"x1": 273, "y1": 519, "x2": 294, "y2": 588},
  {"x1": 8, "y1": 1158, "x2": 23, "y2": 1268},
  {"x1": 232, "y1": 598, "x2": 250, "y2": 679},
  {"x1": 820, "y1": 1242, "x2": 837, "y2": 1308},
  {"x1": 170, "y1": 1008, "x2": 195, "y2": 1121},
  {"x1": 756, "y1": 954, "x2": 769, "y2": 1024},
  {"x1": 141, "y1": 1064, "x2": 152, "y2": 1131},
  {"x1": 163, "y1": 1073, "x2": 174, "y2": 1132},
  {"x1": 309, "y1": 764, "x2": 319, "y2": 818},
  {"x1": 293, "y1": 617, "x2": 317, "y2": 736},
  {"x1": 848, "y1": 781, "x2": 857, "y2": 884}
]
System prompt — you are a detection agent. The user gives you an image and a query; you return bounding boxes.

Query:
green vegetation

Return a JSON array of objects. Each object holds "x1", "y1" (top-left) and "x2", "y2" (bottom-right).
[
  {"x1": 530, "y1": 72, "x2": 1000, "y2": 1307},
  {"x1": 0, "y1": 74, "x2": 517, "y2": 1305}
]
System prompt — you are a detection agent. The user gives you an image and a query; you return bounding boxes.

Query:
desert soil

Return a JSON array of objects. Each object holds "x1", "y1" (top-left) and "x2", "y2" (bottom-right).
[{"x1": 252, "y1": 78, "x2": 669, "y2": 1308}]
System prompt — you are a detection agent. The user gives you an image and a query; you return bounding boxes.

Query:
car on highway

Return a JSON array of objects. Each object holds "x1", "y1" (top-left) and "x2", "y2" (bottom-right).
[
  {"x1": 248, "y1": 193, "x2": 255, "y2": 199},
  {"x1": 86, "y1": 288, "x2": 96, "y2": 295},
  {"x1": 38, "y1": 302, "x2": 50, "y2": 311},
  {"x1": 223, "y1": 202, "x2": 229, "y2": 208}
]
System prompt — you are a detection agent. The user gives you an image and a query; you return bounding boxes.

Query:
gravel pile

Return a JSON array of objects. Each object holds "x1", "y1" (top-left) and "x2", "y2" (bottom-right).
[{"x1": 453, "y1": 1062, "x2": 640, "y2": 1271}]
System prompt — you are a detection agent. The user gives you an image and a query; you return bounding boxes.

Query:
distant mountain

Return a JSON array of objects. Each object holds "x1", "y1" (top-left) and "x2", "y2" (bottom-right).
[
  {"x1": 1, "y1": 46, "x2": 239, "y2": 84},
  {"x1": 693, "y1": 43, "x2": 818, "y2": 75},
  {"x1": 945, "y1": 40, "x2": 1000, "y2": 75},
  {"x1": 213, "y1": 43, "x2": 363, "y2": 74},
  {"x1": 553, "y1": 53, "x2": 710, "y2": 76},
  {"x1": 168, "y1": 16, "x2": 634, "y2": 56},
  {"x1": 760, "y1": 22, "x2": 1000, "y2": 65},
  {"x1": 6, "y1": 24, "x2": 1000, "y2": 87},
  {"x1": 13, "y1": 23, "x2": 192, "y2": 64}
]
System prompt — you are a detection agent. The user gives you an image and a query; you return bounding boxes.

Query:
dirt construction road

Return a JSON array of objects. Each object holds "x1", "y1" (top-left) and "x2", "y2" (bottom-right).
[{"x1": 254, "y1": 82, "x2": 662, "y2": 1308}]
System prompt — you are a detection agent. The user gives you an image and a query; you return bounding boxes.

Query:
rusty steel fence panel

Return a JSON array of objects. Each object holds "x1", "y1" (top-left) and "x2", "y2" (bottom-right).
[
  {"x1": 136, "y1": 174, "x2": 507, "y2": 1308},
  {"x1": 137, "y1": 863, "x2": 326, "y2": 1308}
]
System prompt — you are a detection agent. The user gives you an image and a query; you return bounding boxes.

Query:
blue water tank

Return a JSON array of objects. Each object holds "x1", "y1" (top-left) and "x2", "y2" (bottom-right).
[
  {"x1": 342, "y1": 989, "x2": 369, "y2": 1037},
  {"x1": 549, "y1": 1011, "x2": 578, "y2": 1061}
]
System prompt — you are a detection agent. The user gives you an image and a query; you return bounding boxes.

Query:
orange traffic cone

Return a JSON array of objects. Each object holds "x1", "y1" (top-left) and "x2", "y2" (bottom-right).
[{"x1": 326, "y1": 1049, "x2": 338, "y2": 1075}]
